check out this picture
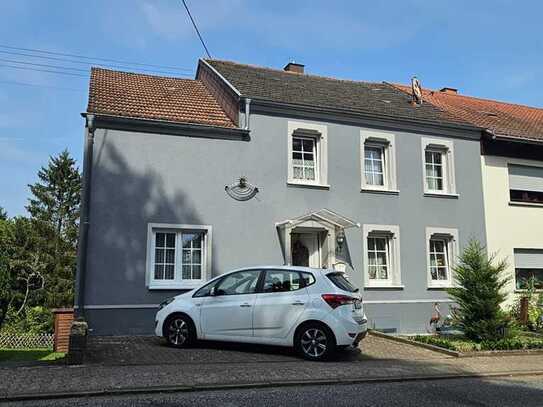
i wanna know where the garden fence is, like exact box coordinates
[0,333,54,349]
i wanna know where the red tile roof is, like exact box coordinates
[392,84,543,142]
[87,68,236,128]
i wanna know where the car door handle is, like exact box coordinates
[292,301,305,306]
[240,303,252,307]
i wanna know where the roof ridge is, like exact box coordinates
[389,82,543,112]
[90,66,197,82]
[205,59,385,87]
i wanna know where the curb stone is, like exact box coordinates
[2,370,543,402]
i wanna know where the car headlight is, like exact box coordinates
[158,297,175,310]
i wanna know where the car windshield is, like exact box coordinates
[326,272,358,293]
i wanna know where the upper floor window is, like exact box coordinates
[425,150,445,191]
[421,138,456,196]
[146,223,212,289]
[508,164,543,205]
[292,136,317,182]
[287,121,328,188]
[363,224,402,288]
[426,227,458,288]
[364,145,385,186]
[360,130,398,193]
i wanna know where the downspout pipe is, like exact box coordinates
[75,114,95,318]
[244,98,251,130]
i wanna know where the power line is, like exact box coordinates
[181,0,212,59]
[0,64,88,78]
[0,50,194,76]
[0,80,85,92]
[0,58,89,73]
[0,44,193,72]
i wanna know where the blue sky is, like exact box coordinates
[1,0,542,216]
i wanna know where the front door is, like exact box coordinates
[200,269,261,338]
[291,233,320,268]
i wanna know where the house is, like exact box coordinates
[392,84,543,302]
[76,60,488,335]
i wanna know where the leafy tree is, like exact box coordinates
[448,240,512,341]
[26,150,81,308]
[0,215,14,328]
[0,206,7,221]
[0,217,46,330]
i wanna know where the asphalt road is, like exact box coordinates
[5,376,543,407]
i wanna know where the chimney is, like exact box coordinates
[283,62,304,74]
[440,87,458,95]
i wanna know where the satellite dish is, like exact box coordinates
[411,76,423,105]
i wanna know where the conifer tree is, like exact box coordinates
[447,240,511,341]
[26,150,81,307]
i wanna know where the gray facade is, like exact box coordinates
[82,109,485,335]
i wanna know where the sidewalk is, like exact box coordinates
[1,334,543,401]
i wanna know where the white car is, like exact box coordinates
[154,266,368,360]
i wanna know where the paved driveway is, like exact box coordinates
[85,333,448,366]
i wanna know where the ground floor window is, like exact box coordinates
[147,223,212,289]
[425,227,458,288]
[515,269,543,290]
[362,224,401,288]
[514,249,543,290]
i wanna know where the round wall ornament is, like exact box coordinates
[225,176,259,201]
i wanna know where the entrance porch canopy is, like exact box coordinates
[276,208,360,230]
[275,209,360,268]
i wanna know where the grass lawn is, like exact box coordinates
[0,349,65,363]
[409,334,543,352]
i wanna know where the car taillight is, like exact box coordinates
[321,294,355,309]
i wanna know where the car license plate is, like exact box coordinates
[353,300,362,310]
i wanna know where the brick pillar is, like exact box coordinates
[53,308,74,353]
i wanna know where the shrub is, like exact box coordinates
[412,334,543,352]
[447,240,512,341]
[1,306,53,335]
[510,277,543,331]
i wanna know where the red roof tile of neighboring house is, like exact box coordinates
[392,84,543,142]
[87,67,236,128]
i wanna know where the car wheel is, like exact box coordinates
[164,314,195,348]
[295,323,336,361]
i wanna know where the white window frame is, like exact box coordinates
[287,121,329,188]
[425,227,459,288]
[146,223,212,290]
[362,224,402,288]
[361,130,398,193]
[421,137,457,196]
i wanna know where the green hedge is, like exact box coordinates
[412,335,543,352]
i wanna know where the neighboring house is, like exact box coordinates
[393,84,543,303]
[77,60,487,335]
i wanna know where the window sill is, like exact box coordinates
[365,284,405,290]
[361,188,400,195]
[424,192,459,199]
[509,201,543,208]
[287,181,330,190]
[427,285,454,290]
[148,283,202,290]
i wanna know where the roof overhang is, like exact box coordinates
[81,113,250,141]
